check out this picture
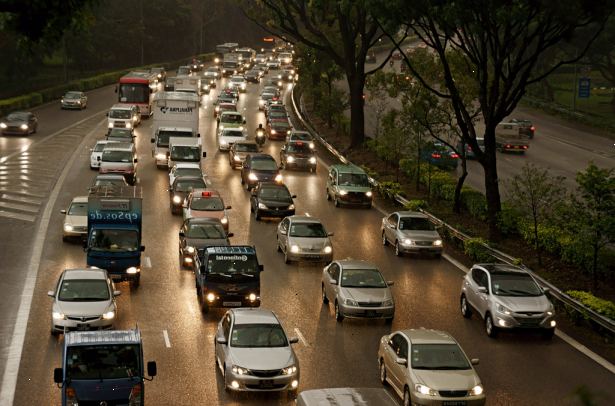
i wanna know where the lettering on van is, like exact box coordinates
[89,210,139,223]
[214,255,248,261]
[160,106,194,114]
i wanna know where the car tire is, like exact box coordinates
[395,241,402,257]
[241,176,244,185]
[385,315,394,324]
[403,387,411,406]
[284,250,290,264]
[51,329,59,336]
[131,273,140,288]
[460,295,472,318]
[62,236,68,243]
[335,301,344,322]
[334,197,340,207]
[485,313,498,338]
[276,238,282,252]
[542,328,555,340]
[379,359,388,385]
[255,210,261,221]
[382,232,388,246]
[322,285,329,304]
[326,188,331,201]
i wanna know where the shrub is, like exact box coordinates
[559,235,592,270]
[566,291,615,321]
[464,237,494,262]
[404,199,428,211]
[497,202,522,236]
[460,188,487,219]
[429,171,456,199]
[439,183,457,202]
[377,181,402,200]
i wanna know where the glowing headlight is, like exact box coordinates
[52,312,65,320]
[470,385,484,396]
[173,195,182,204]
[550,320,556,327]
[403,239,414,245]
[277,81,282,86]
[366,191,373,197]
[497,304,512,315]
[126,267,138,274]
[288,204,295,210]
[156,153,167,160]
[271,129,277,134]
[274,174,283,183]
[290,245,299,253]
[233,155,242,161]
[323,246,332,254]
[287,130,291,134]
[220,140,228,147]
[286,156,295,163]
[248,172,258,181]
[338,190,348,196]
[126,123,132,129]
[132,116,139,122]
[63,224,73,232]
[102,311,115,320]
[215,106,220,112]
[241,83,246,89]
[248,293,257,302]
[259,99,265,105]
[219,125,225,130]
[220,217,228,224]
[433,239,443,246]
[186,246,195,254]
[61,99,64,103]
[214,57,220,63]
[309,157,317,164]
[415,384,437,396]
[282,365,297,375]
[231,365,249,375]
[20,124,28,130]
[206,292,216,302]
[258,203,267,209]
[344,298,358,306]
[238,126,244,131]
[0,123,6,129]
[382,299,394,307]
[108,122,113,128]
[157,73,162,78]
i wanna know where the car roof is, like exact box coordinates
[331,164,366,174]
[110,104,134,110]
[220,111,242,117]
[184,217,224,226]
[399,329,457,345]
[259,182,287,190]
[474,263,528,276]
[63,268,107,280]
[71,196,88,204]
[297,388,399,405]
[96,174,125,180]
[173,163,201,169]
[232,308,280,325]
[190,188,222,198]
[288,215,321,224]
[250,153,275,160]
[234,140,258,146]
[336,259,378,270]
[173,175,206,184]
[395,211,428,219]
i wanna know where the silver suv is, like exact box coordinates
[460,264,556,339]
[381,211,443,257]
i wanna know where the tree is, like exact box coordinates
[365,70,390,139]
[372,108,414,181]
[239,0,394,148]
[506,164,566,266]
[376,0,613,239]
[585,16,615,104]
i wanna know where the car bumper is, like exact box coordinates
[337,195,372,207]
[63,228,88,238]
[398,244,443,254]
[411,393,486,406]
[61,103,83,109]
[52,317,114,333]
[257,208,295,218]
[284,160,316,170]
[493,313,556,330]
[225,370,299,392]
[339,304,395,319]
[2,128,30,135]
[268,132,288,140]
[287,251,332,263]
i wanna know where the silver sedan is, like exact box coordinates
[321,260,395,322]
[381,211,443,257]
[276,215,333,264]
[214,308,300,394]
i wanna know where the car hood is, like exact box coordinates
[260,198,292,207]
[57,300,111,317]
[4,117,27,124]
[495,295,552,313]
[65,214,87,228]
[288,236,329,249]
[399,230,440,240]
[230,347,295,371]
[185,237,229,249]
[413,368,480,391]
[341,287,391,302]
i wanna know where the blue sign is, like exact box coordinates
[578,77,591,98]
[89,210,139,223]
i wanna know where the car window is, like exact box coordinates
[68,202,88,216]
[410,344,471,370]
[289,222,327,238]
[490,273,542,297]
[471,269,485,287]
[230,324,288,348]
[235,144,259,152]
[222,314,231,340]
[280,218,289,231]
[387,214,397,227]
[58,279,110,301]
[175,179,206,192]
[190,196,224,211]
[390,333,404,353]
[187,223,226,239]
[251,159,277,171]
[399,217,435,231]
[260,187,290,200]
[327,263,340,280]
[340,269,386,288]
[398,338,408,359]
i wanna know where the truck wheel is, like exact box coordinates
[201,301,209,314]
[132,274,140,288]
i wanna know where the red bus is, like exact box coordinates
[118,71,159,117]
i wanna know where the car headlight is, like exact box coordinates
[282,365,297,375]
[20,124,28,130]
[0,123,6,129]
[233,155,242,162]
[220,140,228,146]
[52,311,65,320]
[64,224,73,232]
[220,217,228,224]
[108,122,113,128]
[366,191,373,197]
[126,267,138,274]
[286,156,295,163]
[238,126,244,131]
[61,99,65,103]
[274,174,283,183]
[433,239,443,246]
[470,384,484,396]
[241,83,246,89]
[271,129,277,134]
[126,123,132,129]
[382,299,394,307]
[172,195,182,204]
[287,130,291,134]
[157,73,162,78]
[186,246,195,254]
[102,310,115,320]
[497,304,512,315]
[248,172,258,181]
[231,365,249,375]
[258,202,267,209]
[288,204,295,210]
[259,99,265,105]
[344,298,358,306]
[403,239,414,245]
[132,116,138,122]
[248,293,257,302]
[415,384,437,396]
[206,292,216,302]
[215,106,220,112]
[309,157,317,164]
[156,153,167,160]
[338,190,348,196]
[323,246,332,254]
[219,125,225,130]
[290,245,299,253]
[214,57,220,63]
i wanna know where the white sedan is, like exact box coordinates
[60,196,88,241]
[218,128,248,151]
[168,162,204,187]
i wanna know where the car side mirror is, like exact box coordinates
[288,337,299,344]
[150,138,155,143]
[327,232,334,237]
[179,231,185,237]
[97,156,101,161]
[395,357,407,366]
[259,264,264,272]
[147,361,157,377]
[216,337,227,345]
[140,245,145,252]
[291,194,297,199]
[471,358,480,366]
[226,205,232,209]
[477,286,488,294]
[329,278,337,285]
[82,240,88,250]
[60,209,66,214]
[113,290,121,297]
[134,158,138,163]
[53,368,63,384]
[202,152,207,157]
[387,281,395,286]
[542,287,550,294]
[47,290,55,297]
[227,232,234,238]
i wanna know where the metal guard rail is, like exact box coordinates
[290,86,615,336]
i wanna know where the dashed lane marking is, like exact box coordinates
[144,256,152,268]
[163,330,171,348]
[294,328,309,347]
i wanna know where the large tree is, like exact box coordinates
[376,0,612,239]
[239,0,392,148]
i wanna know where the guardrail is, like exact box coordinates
[290,85,615,337]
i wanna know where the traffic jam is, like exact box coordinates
[25,41,576,406]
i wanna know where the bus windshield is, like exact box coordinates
[66,344,141,380]
[119,83,149,104]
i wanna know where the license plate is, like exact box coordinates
[443,402,467,406]
[259,379,274,388]
[223,301,242,307]
[365,310,376,317]
[77,324,89,331]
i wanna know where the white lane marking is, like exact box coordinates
[144,256,152,268]
[442,254,469,274]
[163,330,171,348]
[0,118,106,405]
[294,328,309,347]
[304,212,310,217]
[555,329,615,374]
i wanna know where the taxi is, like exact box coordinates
[182,189,232,232]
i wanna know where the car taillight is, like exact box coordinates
[431,153,441,159]
[66,386,78,406]
[129,383,142,405]
[450,153,459,159]
[530,126,535,132]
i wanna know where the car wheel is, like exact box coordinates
[334,197,340,207]
[460,295,472,318]
[403,387,411,406]
[62,236,68,243]
[379,359,388,385]
[385,315,394,324]
[382,232,388,246]
[255,210,261,221]
[241,176,244,185]
[284,249,290,264]
[326,188,331,201]
[179,254,183,269]
[335,301,344,322]
[485,313,498,338]
[542,328,555,340]
[322,285,329,304]
[131,273,140,288]
[277,237,282,252]
[51,329,59,336]
[395,241,402,257]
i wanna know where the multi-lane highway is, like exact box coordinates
[1,65,614,405]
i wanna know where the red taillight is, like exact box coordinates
[530,126,535,132]
[129,384,142,405]
[523,145,528,149]
[505,144,512,148]
[450,153,459,159]
[431,153,441,159]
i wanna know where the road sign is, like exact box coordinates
[578,77,591,98]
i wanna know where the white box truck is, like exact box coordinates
[150,91,200,168]
[167,136,206,168]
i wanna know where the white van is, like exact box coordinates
[167,137,206,168]
[99,143,138,185]
[107,104,141,132]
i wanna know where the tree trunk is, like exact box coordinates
[454,161,468,213]
[482,152,502,241]
[347,73,366,148]
[592,241,599,292]
[533,218,542,266]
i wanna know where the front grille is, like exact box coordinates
[250,369,282,377]
[415,241,434,246]
[72,226,87,232]
[515,317,542,327]
[357,302,382,307]
[245,383,286,390]
[77,401,127,406]
[439,390,468,397]
[302,247,321,253]
[113,121,126,128]
[67,316,100,322]
[516,311,543,316]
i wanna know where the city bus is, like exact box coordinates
[117,71,159,117]
[214,42,239,64]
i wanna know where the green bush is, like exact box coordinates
[566,291,615,321]
[439,183,457,202]
[497,202,521,236]
[559,235,592,270]
[377,181,402,200]
[404,199,428,211]
[429,171,456,199]
[518,222,563,255]
[464,238,494,262]
[460,188,487,219]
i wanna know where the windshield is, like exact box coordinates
[94,179,125,188]
[108,109,132,119]
[260,187,290,200]
[94,143,109,152]
[65,92,81,99]
[186,223,226,239]
[171,146,200,161]
[291,132,311,141]
[157,131,193,147]
[58,279,109,301]
[102,150,133,163]
[235,143,259,152]
[89,229,139,252]
[491,273,543,297]
[289,223,326,238]
[206,255,260,279]
[287,144,311,153]
[66,344,140,380]
[269,111,287,119]
[261,93,274,101]
[340,269,386,288]
[231,77,244,83]
[399,217,435,231]
[221,130,245,138]
[175,179,206,192]
[177,67,190,75]
[7,113,28,120]
[221,114,243,124]
[223,62,237,68]
[231,324,288,348]
[206,67,218,73]
[108,129,132,139]
[338,172,369,187]
[252,159,277,171]
[410,344,471,370]
[175,168,202,178]
[119,83,149,103]
[68,202,88,216]
[190,196,224,211]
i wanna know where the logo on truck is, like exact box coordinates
[160,106,194,114]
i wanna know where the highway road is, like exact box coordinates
[0,65,614,405]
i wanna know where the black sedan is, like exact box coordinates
[280,141,317,172]
[0,111,38,135]
[168,176,207,214]
[420,141,459,170]
[250,182,296,221]
[240,153,282,190]
[178,218,232,269]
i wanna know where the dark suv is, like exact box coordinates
[240,153,282,190]
[250,182,296,220]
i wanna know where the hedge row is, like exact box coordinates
[567,290,615,321]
